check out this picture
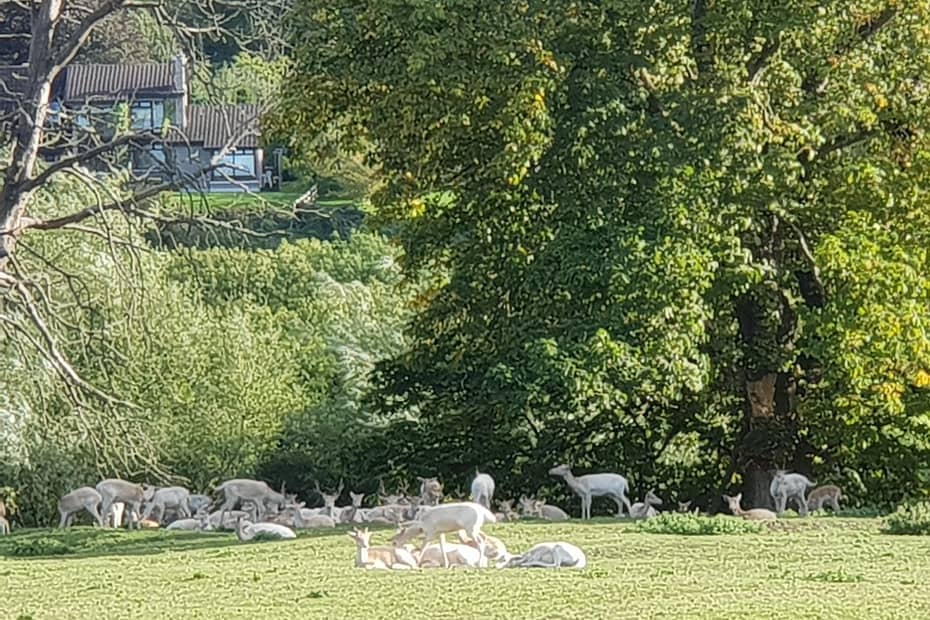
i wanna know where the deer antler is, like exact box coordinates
[337,478,345,495]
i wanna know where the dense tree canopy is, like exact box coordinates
[276,1,930,506]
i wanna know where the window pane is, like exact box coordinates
[152,102,164,130]
[216,149,255,178]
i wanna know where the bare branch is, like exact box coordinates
[24,131,159,192]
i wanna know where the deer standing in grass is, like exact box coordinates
[807,485,843,512]
[549,464,632,519]
[57,487,104,528]
[391,501,496,568]
[470,471,495,510]
[214,479,286,526]
[770,471,817,516]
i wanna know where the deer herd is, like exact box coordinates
[0,465,844,570]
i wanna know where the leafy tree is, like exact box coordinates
[277,1,930,507]
[192,52,289,104]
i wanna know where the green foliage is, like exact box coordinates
[192,52,289,105]
[882,502,930,535]
[278,0,930,505]
[632,512,763,536]
[1,169,408,513]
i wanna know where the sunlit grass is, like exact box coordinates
[2,517,930,619]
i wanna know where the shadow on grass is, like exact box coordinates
[0,522,422,560]
[0,528,239,560]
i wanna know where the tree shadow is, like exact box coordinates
[0,527,268,560]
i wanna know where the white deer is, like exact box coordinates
[549,464,632,519]
[500,542,587,569]
[470,471,495,510]
[770,471,817,515]
[391,501,496,568]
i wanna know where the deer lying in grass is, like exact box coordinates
[470,471,495,510]
[58,487,103,528]
[0,497,9,535]
[97,479,145,529]
[418,476,443,507]
[342,491,367,523]
[166,511,212,531]
[215,479,286,525]
[315,480,345,521]
[630,490,662,519]
[209,509,254,530]
[141,486,191,524]
[347,527,417,570]
[364,504,407,525]
[286,503,337,529]
[415,541,485,568]
[723,493,777,521]
[549,464,632,519]
[770,471,816,516]
[807,485,843,512]
[518,496,570,521]
[391,501,496,568]
[500,542,587,569]
[457,530,510,562]
[377,479,409,506]
[495,499,519,522]
[235,516,296,541]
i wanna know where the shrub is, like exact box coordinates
[882,502,930,535]
[631,512,764,535]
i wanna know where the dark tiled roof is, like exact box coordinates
[170,104,261,149]
[0,65,29,109]
[63,62,181,101]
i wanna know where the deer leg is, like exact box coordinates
[439,533,449,568]
[88,504,103,527]
[100,498,113,528]
[830,496,841,512]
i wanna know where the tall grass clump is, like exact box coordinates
[882,502,930,535]
[632,512,764,535]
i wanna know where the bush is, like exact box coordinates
[882,502,930,535]
[631,512,764,535]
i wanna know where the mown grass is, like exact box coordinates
[2,517,930,619]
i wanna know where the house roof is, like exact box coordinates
[168,104,262,149]
[0,65,29,109]
[63,62,182,101]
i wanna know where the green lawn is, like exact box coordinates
[2,517,930,619]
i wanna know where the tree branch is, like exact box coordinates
[23,131,158,193]
[747,38,780,83]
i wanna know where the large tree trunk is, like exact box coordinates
[734,287,807,509]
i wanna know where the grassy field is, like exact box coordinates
[2,517,930,620]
